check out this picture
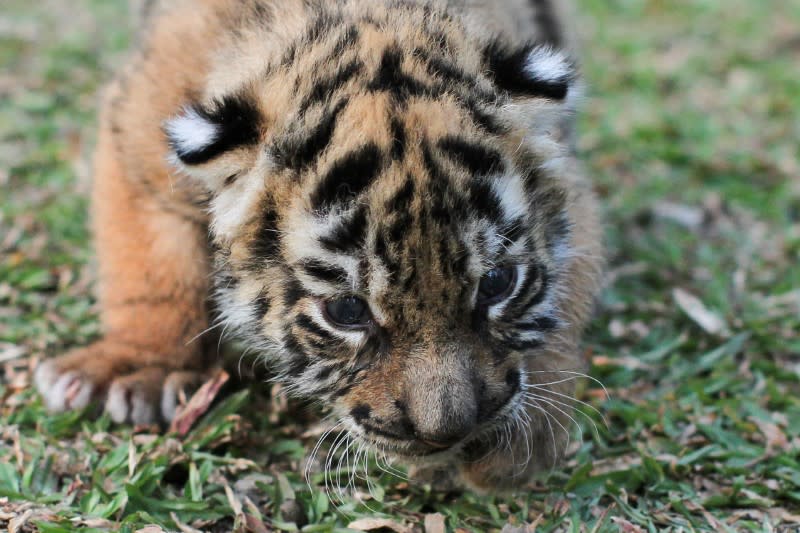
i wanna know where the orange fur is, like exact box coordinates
[37,0,603,491]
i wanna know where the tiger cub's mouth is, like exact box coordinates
[350,390,523,462]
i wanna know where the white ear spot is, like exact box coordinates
[164,107,219,156]
[523,46,572,83]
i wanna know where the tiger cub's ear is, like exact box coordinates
[164,93,263,190]
[483,40,579,103]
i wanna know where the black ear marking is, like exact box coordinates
[483,39,575,100]
[165,93,262,165]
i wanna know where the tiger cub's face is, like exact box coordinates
[166,7,583,478]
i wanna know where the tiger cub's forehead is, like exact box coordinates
[173,2,577,293]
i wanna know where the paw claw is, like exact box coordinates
[35,362,95,412]
[106,381,157,425]
[161,371,207,422]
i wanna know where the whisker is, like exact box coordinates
[523,398,560,471]
[184,321,225,347]
[377,447,407,480]
[324,429,350,507]
[305,419,344,492]
[335,434,354,502]
[523,394,584,444]
[525,383,609,429]
[525,389,602,440]
[525,369,610,401]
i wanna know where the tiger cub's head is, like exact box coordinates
[166,3,598,488]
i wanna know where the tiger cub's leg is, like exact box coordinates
[35,118,215,424]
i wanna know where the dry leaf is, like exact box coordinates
[243,514,272,533]
[170,512,204,533]
[652,201,704,229]
[673,288,730,336]
[348,517,411,533]
[169,368,229,436]
[135,527,167,533]
[610,517,645,533]
[769,509,800,524]
[593,354,653,371]
[424,513,445,533]
[750,417,789,453]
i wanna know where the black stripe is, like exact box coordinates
[503,266,549,321]
[169,93,262,165]
[310,143,384,210]
[374,232,393,273]
[300,259,349,284]
[469,180,503,223]
[385,176,415,213]
[280,13,341,66]
[422,142,448,184]
[451,249,469,278]
[421,50,474,87]
[314,365,335,381]
[319,205,368,253]
[253,292,271,320]
[499,218,527,244]
[390,117,407,160]
[437,236,452,274]
[401,267,417,292]
[306,338,331,352]
[330,25,359,59]
[415,47,497,102]
[420,145,471,224]
[275,99,348,170]
[251,204,280,261]
[515,315,558,331]
[295,313,335,342]
[484,41,570,100]
[368,45,432,99]
[546,211,572,252]
[357,256,370,290]
[387,212,412,244]
[283,276,308,308]
[465,100,507,134]
[438,136,504,176]
[283,329,310,377]
[515,264,542,303]
[427,181,460,225]
[300,59,362,112]
[286,354,310,378]
[506,338,544,352]
[527,268,550,308]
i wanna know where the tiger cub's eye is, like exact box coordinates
[477,266,517,305]
[324,296,372,328]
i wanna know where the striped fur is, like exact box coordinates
[38,0,603,492]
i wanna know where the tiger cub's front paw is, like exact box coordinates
[35,340,209,425]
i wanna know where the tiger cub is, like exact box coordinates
[35,0,603,490]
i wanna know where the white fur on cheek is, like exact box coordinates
[491,173,528,223]
[210,174,265,243]
[165,107,218,154]
[523,46,571,83]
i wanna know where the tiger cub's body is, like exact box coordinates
[36,0,603,490]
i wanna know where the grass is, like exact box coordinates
[1,0,799,531]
